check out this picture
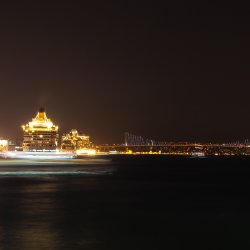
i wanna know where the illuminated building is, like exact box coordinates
[7,139,23,151]
[61,129,91,152]
[0,139,8,151]
[22,108,59,151]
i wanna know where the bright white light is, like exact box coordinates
[76,149,96,156]
[3,151,76,159]
[0,140,8,147]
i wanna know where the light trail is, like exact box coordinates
[0,158,111,166]
[0,170,113,176]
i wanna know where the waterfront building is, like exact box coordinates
[61,129,91,152]
[8,139,23,151]
[22,108,59,151]
[0,139,8,151]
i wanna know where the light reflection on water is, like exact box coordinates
[0,159,115,249]
[1,156,250,249]
[0,158,114,177]
[0,158,111,166]
[0,170,113,176]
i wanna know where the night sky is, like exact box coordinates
[0,2,249,143]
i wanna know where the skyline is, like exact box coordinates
[0,2,249,143]
[2,107,248,158]
[0,107,249,146]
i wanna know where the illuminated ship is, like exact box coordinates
[10,108,75,159]
[0,108,76,160]
[22,108,59,152]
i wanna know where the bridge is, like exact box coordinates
[96,133,250,155]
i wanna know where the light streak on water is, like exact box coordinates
[0,158,114,177]
[0,158,111,166]
[0,170,112,176]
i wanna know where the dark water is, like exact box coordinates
[0,156,250,249]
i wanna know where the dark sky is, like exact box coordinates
[0,1,249,143]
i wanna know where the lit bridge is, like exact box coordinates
[96,133,250,155]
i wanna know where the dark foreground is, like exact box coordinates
[0,155,250,249]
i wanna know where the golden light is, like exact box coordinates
[0,140,8,147]
[22,109,59,152]
[76,149,96,155]
[22,110,58,132]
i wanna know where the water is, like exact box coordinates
[0,156,250,249]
